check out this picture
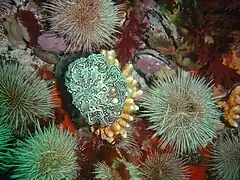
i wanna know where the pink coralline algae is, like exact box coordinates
[136,55,163,74]
[135,49,169,77]
[37,33,78,53]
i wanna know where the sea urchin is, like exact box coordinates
[0,64,54,134]
[140,69,222,155]
[140,152,188,180]
[210,133,240,180]
[43,0,122,52]
[11,123,79,180]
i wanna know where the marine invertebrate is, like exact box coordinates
[141,69,222,155]
[0,120,13,169]
[11,123,79,179]
[0,64,54,134]
[65,50,142,143]
[91,50,143,143]
[140,152,189,180]
[210,133,240,180]
[93,161,121,180]
[43,0,122,52]
[222,86,240,127]
[65,53,128,127]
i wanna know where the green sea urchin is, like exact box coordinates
[140,69,221,155]
[0,120,13,169]
[65,53,128,127]
[11,123,79,180]
[140,153,188,180]
[93,162,121,180]
[210,133,240,180]
[0,64,54,134]
[43,0,122,52]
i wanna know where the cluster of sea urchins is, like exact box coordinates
[0,0,126,178]
[0,0,236,179]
